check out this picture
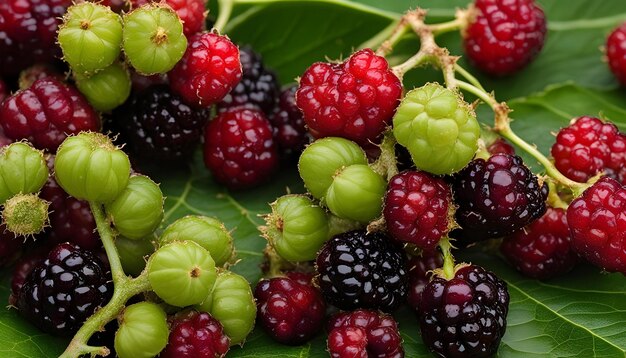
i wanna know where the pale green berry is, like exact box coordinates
[115,302,169,358]
[0,142,48,204]
[325,164,386,223]
[116,235,154,276]
[2,193,49,236]
[75,62,131,112]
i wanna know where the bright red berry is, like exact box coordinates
[384,171,453,251]
[606,23,626,85]
[406,251,443,311]
[327,309,404,358]
[131,0,206,37]
[203,107,278,189]
[501,207,577,280]
[0,78,100,151]
[567,177,626,274]
[161,311,230,358]
[254,275,326,345]
[0,0,71,77]
[169,32,242,108]
[463,0,547,76]
[551,116,626,184]
[487,137,515,156]
[296,48,402,146]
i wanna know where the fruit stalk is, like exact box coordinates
[438,237,455,280]
[90,201,126,285]
[214,0,235,32]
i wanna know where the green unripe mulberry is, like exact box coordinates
[325,164,386,223]
[197,271,256,345]
[393,83,480,175]
[105,175,164,240]
[54,132,131,203]
[160,216,234,267]
[0,142,48,204]
[147,241,217,307]
[58,2,123,74]
[261,194,329,262]
[116,235,154,276]
[115,302,169,358]
[75,62,131,112]
[298,137,367,199]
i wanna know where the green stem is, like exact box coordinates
[358,20,408,55]
[391,50,433,81]
[438,237,455,280]
[370,130,399,181]
[546,180,569,210]
[89,201,126,285]
[60,273,151,358]
[454,63,485,91]
[214,0,235,33]
[429,16,464,35]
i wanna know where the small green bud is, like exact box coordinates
[75,62,131,112]
[2,193,49,236]
[325,164,386,223]
[115,302,169,358]
[0,142,48,204]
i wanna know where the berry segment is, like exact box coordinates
[296,48,402,146]
[606,22,626,85]
[161,311,230,358]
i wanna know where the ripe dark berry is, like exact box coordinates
[463,0,547,76]
[551,116,626,184]
[40,156,99,250]
[0,78,8,103]
[217,46,280,115]
[407,251,443,311]
[419,264,509,357]
[132,0,206,37]
[112,85,210,164]
[17,243,113,336]
[501,207,577,280]
[296,48,402,146]
[161,311,230,358]
[203,107,279,190]
[384,171,453,251]
[254,275,326,345]
[9,245,48,306]
[327,309,404,358]
[169,32,242,108]
[0,78,100,151]
[0,0,71,77]
[451,153,548,244]
[0,224,25,267]
[269,86,309,156]
[315,230,408,312]
[567,177,626,274]
[606,23,626,85]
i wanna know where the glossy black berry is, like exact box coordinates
[315,230,408,312]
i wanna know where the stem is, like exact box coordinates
[546,180,569,210]
[454,63,485,91]
[429,16,464,35]
[358,19,408,56]
[370,130,399,181]
[438,237,455,280]
[89,202,126,286]
[391,50,432,80]
[60,274,151,358]
[214,0,234,33]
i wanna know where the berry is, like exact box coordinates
[17,243,112,336]
[551,116,626,184]
[0,142,48,204]
[112,85,210,164]
[0,223,25,267]
[296,48,402,146]
[115,302,169,358]
[567,177,626,274]
[463,0,547,76]
[254,275,326,345]
[384,171,453,250]
[3,193,50,236]
[18,63,64,90]
[315,230,408,312]
[148,241,217,307]
[407,251,444,311]
[55,132,130,203]
[75,62,132,112]
[123,4,187,75]
[487,137,515,156]
[40,155,99,250]
[217,46,280,115]
[0,0,71,77]
[451,153,548,243]
[58,2,123,74]
[197,271,256,345]
[419,264,509,357]
[0,78,8,103]
[116,235,154,276]
[327,309,403,358]
[203,107,278,190]
[606,23,626,85]
[0,78,101,151]
[269,86,309,156]
[162,311,229,358]
[160,215,234,267]
[298,137,367,199]
[9,245,47,306]
[325,164,386,223]
[105,175,164,239]
[132,0,206,37]
[393,83,480,175]
[501,207,577,279]
[262,194,329,262]
[0,127,11,148]
[130,70,169,93]
[169,32,242,107]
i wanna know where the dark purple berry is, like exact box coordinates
[269,86,309,156]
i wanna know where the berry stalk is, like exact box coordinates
[214,0,235,32]
[438,237,455,280]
